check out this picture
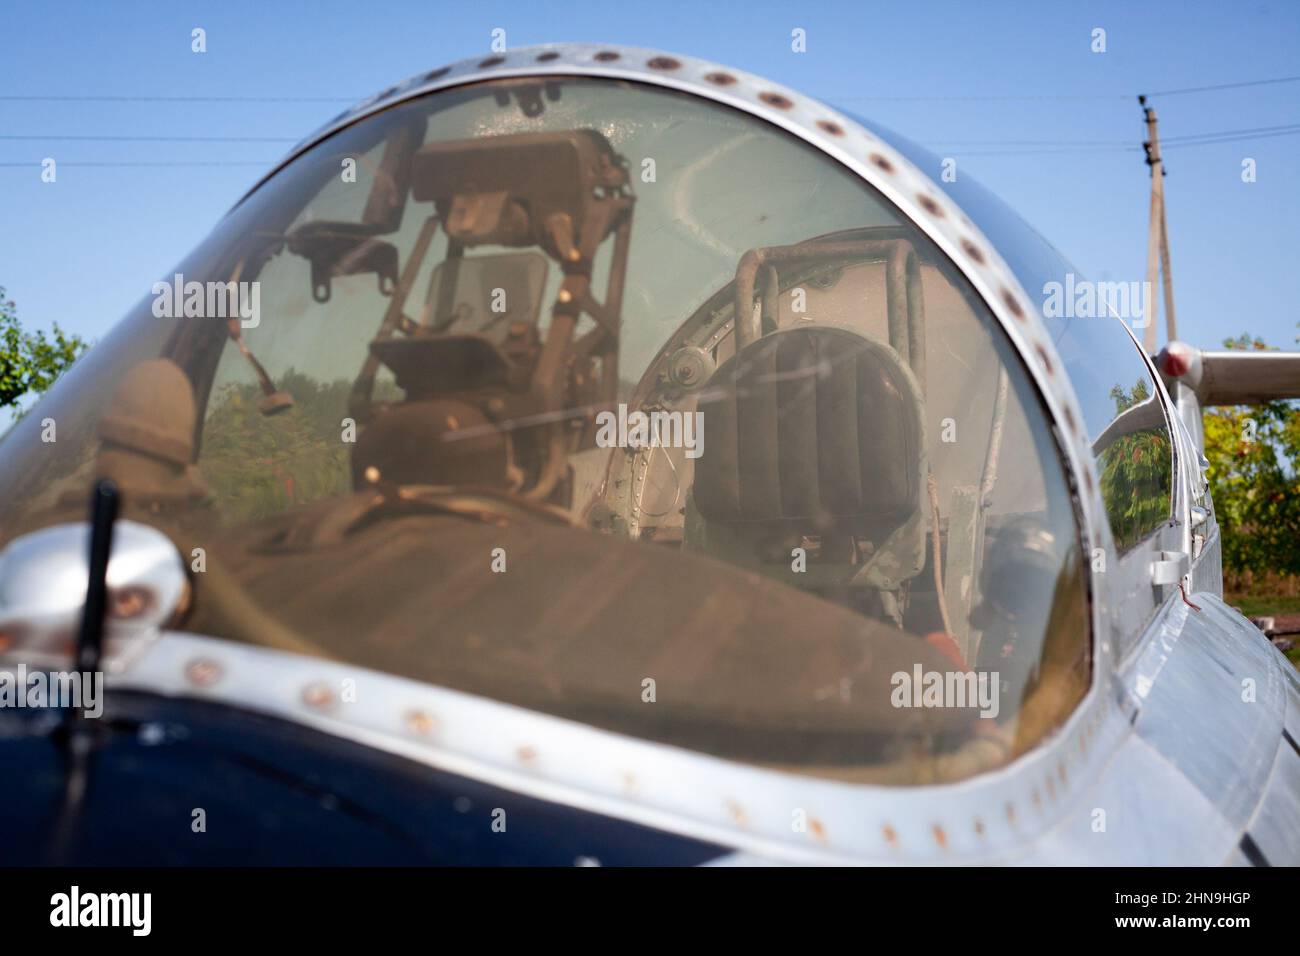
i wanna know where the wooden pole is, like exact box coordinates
[1140,96,1177,351]
[1158,184,1178,342]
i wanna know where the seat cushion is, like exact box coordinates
[694,327,923,525]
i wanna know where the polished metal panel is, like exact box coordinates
[1124,596,1283,836]
[0,519,188,670]
[105,585,1299,865]
[1244,740,1300,865]
[113,629,1122,865]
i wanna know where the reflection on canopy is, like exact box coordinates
[0,76,1092,784]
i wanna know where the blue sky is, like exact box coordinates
[2,0,1297,364]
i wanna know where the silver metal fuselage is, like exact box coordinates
[11,43,1300,865]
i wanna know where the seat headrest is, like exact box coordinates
[694,327,924,525]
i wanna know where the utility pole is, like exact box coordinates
[1140,95,1177,353]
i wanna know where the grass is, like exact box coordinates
[1224,594,1300,669]
[1225,594,1300,618]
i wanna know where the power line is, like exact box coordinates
[0,161,276,168]
[1144,75,1300,97]
[926,138,1134,147]
[936,146,1139,157]
[1162,123,1300,144]
[835,74,1300,103]
[3,118,1296,167]
[925,134,1300,158]
[0,94,354,103]
[924,124,1300,156]
[0,134,296,143]
[1163,128,1300,150]
[3,73,1297,106]
[839,92,1127,102]
[5,128,1293,166]
[930,124,1300,148]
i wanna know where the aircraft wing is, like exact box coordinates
[1158,341,1300,406]
[1199,349,1300,405]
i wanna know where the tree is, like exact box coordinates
[1202,334,1300,576]
[1098,378,1172,552]
[0,286,88,409]
[199,370,353,521]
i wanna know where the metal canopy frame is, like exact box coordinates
[194,43,1170,861]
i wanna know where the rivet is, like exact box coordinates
[594,51,620,62]
[882,824,898,846]
[759,91,793,109]
[536,51,560,62]
[647,56,680,70]
[932,825,948,849]
[111,585,151,619]
[960,238,985,264]
[403,709,436,735]
[808,818,827,843]
[302,681,335,711]
[422,67,450,82]
[478,56,505,68]
[1001,288,1025,319]
[974,818,986,837]
[869,153,895,174]
[705,72,737,86]
[817,119,844,136]
[185,657,223,687]
[1035,343,1054,375]
[516,745,538,764]
[917,194,944,217]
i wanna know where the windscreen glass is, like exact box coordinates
[0,77,1090,784]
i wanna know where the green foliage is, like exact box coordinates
[199,369,353,521]
[1203,334,1300,575]
[1098,378,1173,552]
[0,286,88,409]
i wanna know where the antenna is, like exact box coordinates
[47,478,120,863]
[1139,95,1178,354]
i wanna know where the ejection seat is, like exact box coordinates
[676,234,934,625]
[686,324,928,625]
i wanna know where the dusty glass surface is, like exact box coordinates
[0,77,1091,783]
